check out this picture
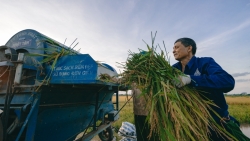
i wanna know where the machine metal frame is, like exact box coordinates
[0,29,121,141]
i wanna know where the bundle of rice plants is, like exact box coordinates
[27,38,78,91]
[119,33,237,141]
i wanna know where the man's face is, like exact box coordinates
[173,41,191,61]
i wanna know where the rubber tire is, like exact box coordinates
[0,119,3,141]
[98,126,113,141]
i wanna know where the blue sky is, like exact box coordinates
[0,0,249,94]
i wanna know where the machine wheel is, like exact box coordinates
[0,119,3,141]
[98,126,113,141]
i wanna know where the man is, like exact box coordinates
[133,85,160,141]
[132,87,150,141]
[172,37,243,140]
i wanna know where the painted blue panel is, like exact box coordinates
[0,94,32,105]
[49,54,98,84]
[34,102,114,141]
[33,86,115,141]
[5,29,76,54]
[5,29,44,63]
[5,30,42,52]
[5,29,79,64]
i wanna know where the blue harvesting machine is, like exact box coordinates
[0,29,122,141]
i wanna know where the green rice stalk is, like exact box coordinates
[120,33,238,141]
[27,39,78,91]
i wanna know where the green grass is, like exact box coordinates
[112,101,134,129]
[228,105,250,124]
[226,96,250,124]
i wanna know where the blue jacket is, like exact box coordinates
[172,56,235,119]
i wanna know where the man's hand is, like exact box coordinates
[174,75,191,88]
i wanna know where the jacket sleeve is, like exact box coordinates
[189,58,235,93]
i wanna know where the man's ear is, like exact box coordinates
[188,45,192,53]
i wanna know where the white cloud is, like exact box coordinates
[232,72,250,77]
[198,20,250,53]
[1,0,250,94]
[236,79,250,82]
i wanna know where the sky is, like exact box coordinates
[0,0,249,94]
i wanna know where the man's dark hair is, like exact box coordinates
[175,38,197,55]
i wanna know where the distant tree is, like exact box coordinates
[241,92,247,95]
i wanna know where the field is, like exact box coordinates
[90,95,250,140]
[226,96,250,124]
[112,95,250,130]
[226,96,250,105]
[111,95,134,129]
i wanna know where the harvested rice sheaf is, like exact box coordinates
[119,35,238,141]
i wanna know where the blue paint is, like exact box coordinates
[0,29,120,140]
[49,54,98,84]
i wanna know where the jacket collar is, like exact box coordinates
[176,56,196,70]
[187,56,196,69]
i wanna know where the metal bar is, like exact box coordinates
[114,94,134,118]
[13,85,35,88]
[116,91,119,111]
[15,95,39,141]
[80,91,107,138]
[3,66,15,141]
[25,93,40,141]
[14,53,24,85]
[80,123,111,141]
[38,100,110,107]
[93,92,99,131]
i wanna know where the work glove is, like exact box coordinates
[174,75,191,88]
